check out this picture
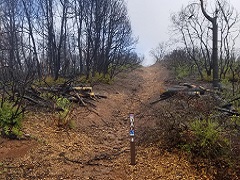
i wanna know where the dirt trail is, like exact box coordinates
[0,63,204,179]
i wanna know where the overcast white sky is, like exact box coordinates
[126,0,240,66]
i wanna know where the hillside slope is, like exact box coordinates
[1,63,236,179]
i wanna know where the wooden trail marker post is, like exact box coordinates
[129,113,136,165]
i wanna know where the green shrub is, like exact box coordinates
[92,72,111,84]
[0,101,23,138]
[188,118,228,158]
[201,72,212,82]
[230,115,240,128]
[175,66,190,79]
[55,96,71,127]
[78,73,112,84]
[35,76,66,86]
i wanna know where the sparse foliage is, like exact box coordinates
[0,101,23,139]
[0,0,140,82]
[189,118,228,158]
[171,0,240,83]
[164,48,195,78]
[55,96,72,127]
[150,42,168,62]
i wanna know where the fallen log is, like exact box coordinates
[73,92,87,106]
[23,95,59,111]
[218,96,240,112]
[215,107,240,116]
[23,95,40,104]
[70,87,92,91]
[150,84,204,104]
[227,96,240,104]
[95,94,107,99]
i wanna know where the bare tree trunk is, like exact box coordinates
[75,0,84,75]
[22,0,42,78]
[200,0,219,88]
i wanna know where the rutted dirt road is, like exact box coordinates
[0,63,207,179]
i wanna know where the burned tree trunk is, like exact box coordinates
[199,0,219,88]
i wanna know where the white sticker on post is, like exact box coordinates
[130,114,134,127]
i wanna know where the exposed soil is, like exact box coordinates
[0,63,239,179]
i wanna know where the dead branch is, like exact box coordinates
[215,107,240,116]
[59,148,128,166]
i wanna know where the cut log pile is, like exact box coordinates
[151,83,240,117]
[22,83,107,110]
